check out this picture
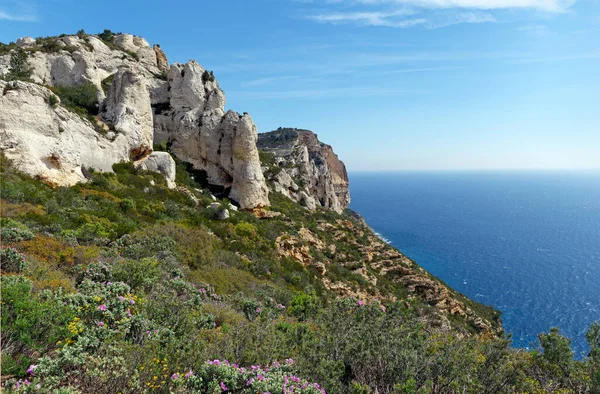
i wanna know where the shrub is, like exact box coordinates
[48,94,59,107]
[112,258,161,291]
[1,276,74,376]
[0,247,28,273]
[182,359,326,394]
[119,197,136,212]
[100,73,115,94]
[97,29,116,42]
[1,226,35,244]
[5,48,32,82]
[201,70,215,83]
[51,82,99,116]
[289,291,321,321]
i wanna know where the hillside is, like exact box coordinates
[1,31,599,393]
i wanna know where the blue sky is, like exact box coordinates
[1,0,599,171]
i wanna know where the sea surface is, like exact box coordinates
[349,171,600,356]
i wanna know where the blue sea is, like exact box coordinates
[349,171,600,356]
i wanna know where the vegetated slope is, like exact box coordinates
[2,155,599,393]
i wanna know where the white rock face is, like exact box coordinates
[0,81,138,185]
[16,36,36,48]
[101,67,153,160]
[258,128,350,213]
[135,151,176,188]
[1,33,270,209]
[153,61,269,209]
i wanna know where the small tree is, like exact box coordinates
[6,48,32,82]
[587,322,600,392]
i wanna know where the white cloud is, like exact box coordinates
[0,9,37,21]
[302,0,574,29]
[352,0,575,12]
[306,9,496,28]
[0,1,38,22]
[517,24,550,36]
[241,76,302,87]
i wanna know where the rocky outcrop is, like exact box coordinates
[258,128,349,213]
[0,80,145,185]
[0,33,269,209]
[152,61,269,209]
[134,151,176,189]
[101,67,153,160]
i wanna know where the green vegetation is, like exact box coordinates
[3,48,33,82]
[202,70,216,83]
[51,82,99,115]
[1,154,599,393]
[101,73,116,95]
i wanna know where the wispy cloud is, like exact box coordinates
[0,9,37,21]
[337,0,575,12]
[306,9,495,28]
[0,1,38,22]
[230,86,429,100]
[517,24,550,36]
[301,0,575,29]
[241,75,302,87]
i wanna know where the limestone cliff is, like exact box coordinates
[0,33,268,209]
[258,127,350,213]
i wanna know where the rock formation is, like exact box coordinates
[0,80,141,185]
[0,32,269,209]
[152,61,269,209]
[258,128,349,213]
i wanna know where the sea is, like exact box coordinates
[349,171,600,356]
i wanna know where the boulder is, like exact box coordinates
[134,151,176,188]
[16,36,36,48]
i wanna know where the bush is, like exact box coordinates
[1,226,35,243]
[48,94,59,107]
[1,276,74,376]
[100,73,115,94]
[0,247,28,273]
[202,70,215,83]
[289,291,321,321]
[97,29,116,42]
[5,48,32,82]
[112,258,161,291]
[51,82,99,116]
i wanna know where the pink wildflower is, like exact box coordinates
[26,364,37,375]
[220,381,228,391]
[357,300,366,307]
[185,370,194,378]
[255,307,261,313]
[130,299,135,305]
[97,321,105,327]
[171,373,179,380]
[98,304,107,311]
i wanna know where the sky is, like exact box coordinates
[1,0,599,171]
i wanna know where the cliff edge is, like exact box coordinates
[258,127,350,213]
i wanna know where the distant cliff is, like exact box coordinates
[258,128,350,213]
